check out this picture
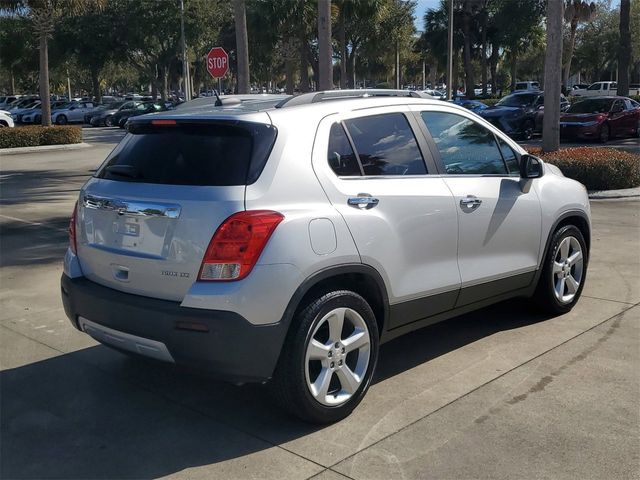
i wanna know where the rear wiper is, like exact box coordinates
[105,165,143,180]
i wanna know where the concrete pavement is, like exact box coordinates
[1,137,638,479]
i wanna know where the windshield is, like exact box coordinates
[496,93,537,107]
[567,99,614,114]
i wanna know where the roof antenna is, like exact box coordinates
[213,89,223,107]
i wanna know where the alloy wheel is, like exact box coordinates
[552,236,584,304]
[304,307,371,407]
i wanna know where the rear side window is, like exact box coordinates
[96,122,277,186]
[344,113,427,176]
[327,123,361,176]
[421,111,508,175]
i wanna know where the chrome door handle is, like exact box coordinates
[460,195,482,211]
[348,194,379,210]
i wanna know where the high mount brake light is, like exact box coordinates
[198,210,284,281]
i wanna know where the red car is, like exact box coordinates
[560,96,640,142]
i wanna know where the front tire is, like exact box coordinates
[521,120,535,141]
[272,290,379,424]
[534,225,588,315]
[599,124,610,143]
[105,115,114,127]
[56,115,68,125]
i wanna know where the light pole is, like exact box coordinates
[446,0,454,100]
[180,0,191,101]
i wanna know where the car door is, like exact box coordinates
[312,106,461,329]
[411,105,542,307]
[607,99,628,136]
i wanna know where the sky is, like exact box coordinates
[413,0,622,32]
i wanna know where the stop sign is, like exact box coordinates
[207,47,229,79]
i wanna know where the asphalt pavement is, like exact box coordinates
[1,130,638,479]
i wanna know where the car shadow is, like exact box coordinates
[1,298,548,478]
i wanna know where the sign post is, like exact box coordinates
[207,47,229,94]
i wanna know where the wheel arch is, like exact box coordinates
[540,210,591,269]
[281,264,390,339]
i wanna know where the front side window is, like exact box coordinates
[344,113,427,176]
[497,137,520,175]
[327,123,361,176]
[421,111,508,175]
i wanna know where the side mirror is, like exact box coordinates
[520,154,543,179]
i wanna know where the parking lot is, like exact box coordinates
[1,132,639,479]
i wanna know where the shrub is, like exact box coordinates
[0,125,82,149]
[527,147,640,191]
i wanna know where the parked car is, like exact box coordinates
[571,84,589,92]
[569,81,640,97]
[450,98,489,113]
[89,101,138,126]
[20,100,69,124]
[10,99,41,123]
[6,96,38,112]
[560,96,640,142]
[0,109,15,127]
[113,102,168,128]
[51,101,95,124]
[61,90,591,423]
[421,89,446,100]
[514,81,540,91]
[0,95,22,109]
[478,91,569,140]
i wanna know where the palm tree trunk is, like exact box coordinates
[285,59,294,94]
[481,20,487,96]
[39,33,51,126]
[395,40,400,89]
[542,0,563,153]
[462,1,475,98]
[317,0,332,91]
[233,0,250,94]
[10,67,15,95]
[339,10,347,89]
[490,45,499,95]
[91,66,101,104]
[562,21,578,89]
[299,31,310,93]
[617,0,631,96]
[510,52,517,91]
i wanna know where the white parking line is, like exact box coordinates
[0,214,69,233]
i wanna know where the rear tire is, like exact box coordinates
[56,115,67,125]
[105,115,114,127]
[598,124,610,143]
[534,225,588,315]
[271,290,379,424]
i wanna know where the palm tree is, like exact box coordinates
[563,0,596,89]
[617,0,631,97]
[233,0,250,94]
[2,0,103,126]
[543,0,563,152]
[317,0,332,91]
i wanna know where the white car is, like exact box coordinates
[0,109,15,127]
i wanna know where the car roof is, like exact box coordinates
[131,94,460,127]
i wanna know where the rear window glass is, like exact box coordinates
[96,122,277,186]
[344,113,427,176]
[327,123,361,176]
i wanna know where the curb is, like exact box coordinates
[0,142,92,156]
[588,188,640,200]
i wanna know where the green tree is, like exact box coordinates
[562,0,596,88]
[2,0,104,125]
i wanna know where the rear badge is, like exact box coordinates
[161,271,190,278]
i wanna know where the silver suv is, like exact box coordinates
[61,90,590,423]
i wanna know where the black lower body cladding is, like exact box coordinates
[60,274,288,383]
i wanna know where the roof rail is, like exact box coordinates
[274,89,432,108]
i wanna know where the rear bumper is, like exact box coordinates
[60,274,288,383]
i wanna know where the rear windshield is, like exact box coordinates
[96,122,277,186]
[567,99,614,113]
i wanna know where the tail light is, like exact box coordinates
[69,202,78,255]
[198,210,284,281]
